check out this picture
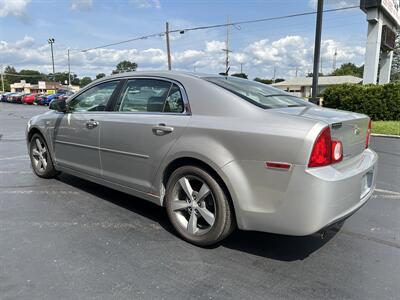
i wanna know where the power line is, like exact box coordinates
[78,5,359,53]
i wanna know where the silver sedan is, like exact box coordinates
[26,71,378,246]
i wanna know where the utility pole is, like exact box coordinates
[295,66,298,77]
[273,66,276,83]
[222,16,232,75]
[333,48,337,71]
[165,22,172,71]
[311,0,323,103]
[48,38,55,82]
[67,49,71,86]
[0,65,4,92]
[240,63,243,74]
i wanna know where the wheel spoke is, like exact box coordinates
[197,184,210,202]
[32,149,40,157]
[197,207,215,226]
[171,200,190,211]
[187,213,198,234]
[179,177,194,202]
[37,159,43,170]
[41,147,47,155]
[33,157,39,167]
[41,158,48,170]
[35,139,43,152]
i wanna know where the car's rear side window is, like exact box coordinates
[204,76,312,109]
[116,79,184,113]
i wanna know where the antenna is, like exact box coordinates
[222,16,232,75]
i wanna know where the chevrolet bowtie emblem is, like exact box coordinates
[354,125,361,135]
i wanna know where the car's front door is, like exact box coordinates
[99,78,190,193]
[52,80,120,176]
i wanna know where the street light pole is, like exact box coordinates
[67,49,71,86]
[48,38,55,82]
[311,0,324,103]
[0,64,4,92]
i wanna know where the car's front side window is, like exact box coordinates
[68,81,119,112]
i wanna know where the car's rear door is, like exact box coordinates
[52,80,121,177]
[99,78,190,193]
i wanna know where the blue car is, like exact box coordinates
[40,93,62,105]
[1,92,14,102]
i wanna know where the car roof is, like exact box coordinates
[96,70,220,82]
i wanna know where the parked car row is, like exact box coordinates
[1,91,74,106]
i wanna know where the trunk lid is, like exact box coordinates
[274,106,370,159]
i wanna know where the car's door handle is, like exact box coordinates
[86,119,99,129]
[152,123,174,135]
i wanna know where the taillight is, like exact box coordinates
[308,127,343,168]
[366,120,372,148]
[331,140,343,163]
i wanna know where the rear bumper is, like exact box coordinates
[222,148,378,236]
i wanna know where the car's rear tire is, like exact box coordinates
[29,133,58,178]
[165,165,235,246]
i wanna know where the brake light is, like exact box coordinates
[366,120,372,148]
[308,127,343,167]
[308,127,332,167]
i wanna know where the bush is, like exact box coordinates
[322,83,400,121]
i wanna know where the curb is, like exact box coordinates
[371,133,400,139]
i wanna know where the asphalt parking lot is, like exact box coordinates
[0,102,399,300]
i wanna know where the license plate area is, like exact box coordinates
[360,169,373,199]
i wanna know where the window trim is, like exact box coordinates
[110,76,191,116]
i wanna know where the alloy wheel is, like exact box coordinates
[171,175,216,235]
[31,137,48,173]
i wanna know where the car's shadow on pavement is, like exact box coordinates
[56,173,341,262]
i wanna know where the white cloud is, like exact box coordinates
[130,0,161,9]
[205,40,225,53]
[0,35,366,79]
[0,0,30,17]
[15,35,34,48]
[71,0,92,10]
[308,0,359,9]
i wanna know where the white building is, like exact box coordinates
[272,76,363,98]
[10,80,63,94]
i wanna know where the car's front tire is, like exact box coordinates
[165,165,235,246]
[29,133,58,178]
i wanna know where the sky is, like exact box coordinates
[0,0,367,79]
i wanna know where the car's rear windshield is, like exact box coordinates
[204,76,312,109]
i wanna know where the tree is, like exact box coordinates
[306,72,324,77]
[331,63,363,78]
[112,61,138,74]
[391,34,400,82]
[47,72,70,84]
[253,77,285,84]
[80,77,92,87]
[18,70,47,84]
[231,73,248,79]
[254,77,273,84]
[96,73,106,79]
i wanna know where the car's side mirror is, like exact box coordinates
[49,98,68,113]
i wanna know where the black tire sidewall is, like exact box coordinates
[165,165,230,246]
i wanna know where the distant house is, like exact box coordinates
[272,75,363,98]
[10,80,63,94]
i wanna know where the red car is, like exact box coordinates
[23,93,39,105]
